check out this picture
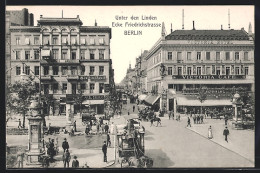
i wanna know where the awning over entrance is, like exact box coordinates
[177,97,232,106]
[138,94,147,101]
[144,95,160,105]
[41,50,51,57]
[82,100,104,105]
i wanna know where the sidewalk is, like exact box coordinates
[185,117,254,163]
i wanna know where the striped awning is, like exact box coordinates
[144,95,160,105]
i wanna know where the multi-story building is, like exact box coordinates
[145,23,254,113]
[135,50,149,94]
[9,15,114,115]
[6,8,34,85]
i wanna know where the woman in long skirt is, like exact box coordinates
[208,126,213,139]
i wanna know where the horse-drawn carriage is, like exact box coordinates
[82,111,97,126]
[117,116,153,168]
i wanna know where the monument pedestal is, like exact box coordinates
[26,116,44,165]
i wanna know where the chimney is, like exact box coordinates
[182,9,184,29]
[40,15,43,18]
[221,25,223,30]
[95,19,97,26]
[77,15,79,19]
[171,23,172,33]
[193,21,195,30]
[228,9,230,30]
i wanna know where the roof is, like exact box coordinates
[165,29,249,40]
[38,17,83,25]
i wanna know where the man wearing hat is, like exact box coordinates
[102,141,107,162]
[62,138,69,152]
[72,156,79,168]
[223,126,230,142]
[63,149,71,168]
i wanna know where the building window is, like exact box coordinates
[62,66,68,75]
[235,67,240,75]
[16,37,20,45]
[62,36,68,45]
[16,66,21,75]
[206,52,210,60]
[187,52,191,61]
[90,38,95,45]
[80,50,86,59]
[34,37,39,45]
[216,52,220,61]
[90,50,95,60]
[25,66,30,75]
[25,37,30,45]
[99,83,104,93]
[52,36,58,45]
[34,50,39,59]
[52,50,58,59]
[25,51,30,60]
[90,66,95,75]
[177,52,182,62]
[168,84,174,89]
[197,52,201,60]
[177,67,182,75]
[62,83,67,94]
[53,83,58,93]
[99,66,104,75]
[16,51,21,60]
[216,67,221,75]
[235,52,239,61]
[81,66,85,75]
[71,66,77,75]
[206,67,211,75]
[187,67,192,75]
[168,67,172,75]
[244,52,249,61]
[245,67,249,75]
[81,38,86,45]
[99,38,104,45]
[99,50,104,60]
[53,66,58,75]
[62,50,67,60]
[80,83,86,90]
[168,52,172,60]
[71,51,76,60]
[197,67,201,75]
[34,66,39,75]
[225,52,230,61]
[71,37,77,45]
[44,66,49,75]
[90,83,95,93]
[43,36,49,45]
[226,67,230,75]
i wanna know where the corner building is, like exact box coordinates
[145,25,254,114]
[10,15,114,115]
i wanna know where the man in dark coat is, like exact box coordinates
[107,134,111,147]
[73,120,77,132]
[102,141,107,162]
[104,123,109,134]
[63,149,71,168]
[133,105,135,112]
[62,138,69,152]
[72,156,79,168]
[223,126,230,142]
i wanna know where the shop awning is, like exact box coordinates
[177,97,232,106]
[144,95,160,105]
[82,100,104,105]
[138,94,147,101]
[41,50,51,57]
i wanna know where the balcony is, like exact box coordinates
[67,75,79,81]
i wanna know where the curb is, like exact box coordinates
[185,126,254,164]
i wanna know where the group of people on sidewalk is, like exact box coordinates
[61,138,81,168]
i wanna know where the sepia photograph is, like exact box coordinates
[5,5,255,168]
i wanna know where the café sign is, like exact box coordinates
[172,75,246,80]
[79,76,106,81]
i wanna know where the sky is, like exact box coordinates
[6,6,254,83]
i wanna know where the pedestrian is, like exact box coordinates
[73,120,77,132]
[224,115,228,126]
[47,123,51,135]
[48,139,55,162]
[104,123,109,134]
[72,156,79,168]
[150,118,154,127]
[62,138,69,152]
[63,149,71,168]
[55,137,59,154]
[101,123,105,134]
[85,125,90,135]
[193,115,196,124]
[172,111,175,120]
[208,126,213,139]
[107,134,111,147]
[18,119,22,129]
[168,111,171,120]
[102,141,107,162]
[197,115,200,124]
[187,117,191,127]
[96,122,100,134]
[17,148,24,168]
[223,126,230,142]
[201,115,204,123]
[133,105,135,112]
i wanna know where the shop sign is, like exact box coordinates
[172,75,246,80]
[79,76,106,81]
[83,95,105,100]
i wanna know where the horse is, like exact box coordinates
[153,117,161,127]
